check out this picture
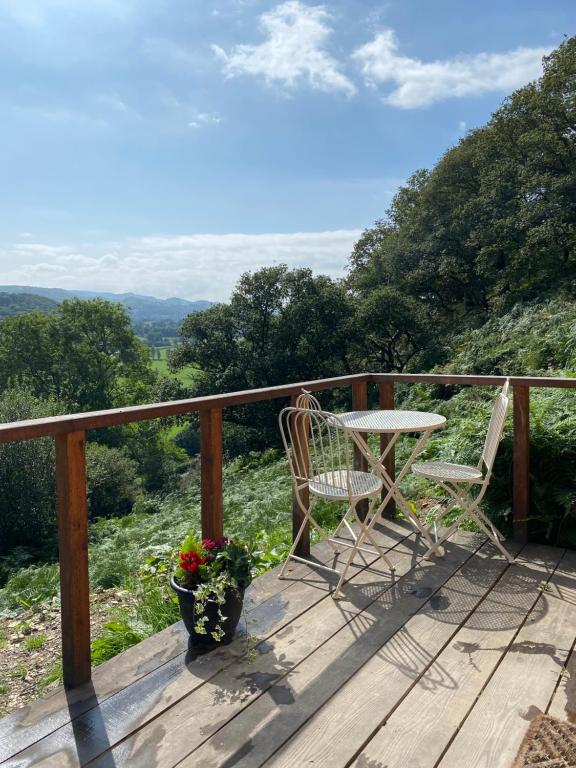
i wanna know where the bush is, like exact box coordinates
[0,389,61,558]
[86,443,140,520]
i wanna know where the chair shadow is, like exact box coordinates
[173,537,560,768]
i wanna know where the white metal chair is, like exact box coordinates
[279,392,395,599]
[411,380,514,562]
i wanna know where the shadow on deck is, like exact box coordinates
[1,519,575,768]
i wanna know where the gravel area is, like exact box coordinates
[0,588,136,716]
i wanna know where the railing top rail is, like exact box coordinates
[1,371,575,444]
[371,373,576,388]
[0,373,371,444]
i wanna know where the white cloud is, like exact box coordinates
[188,112,222,129]
[353,29,550,108]
[0,230,361,301]
[213,0,355,96]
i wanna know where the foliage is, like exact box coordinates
[0,293,58,318]
[91,620,145,666]
[0,299,153,412]
[170,266,353,448]
[0,389,60,558]
[86,443,140,520]
[347,37,576,348]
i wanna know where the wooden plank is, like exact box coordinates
[175,533,488,768]
[1,524,414,766]
[0,531,410,762]
[0,373,575,445]
[373,373,576,390]
[513,384,530,542]
[353,543,562,768]
[547,551,576,722]
[200,407,224,540]
[290,394,310,558]
[378,380,395,516]
[437,549,576,768]
[55,430,91,689]
[239,541,535,768]
[0,374,373,443]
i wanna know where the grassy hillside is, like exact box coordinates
[0,293,57,318]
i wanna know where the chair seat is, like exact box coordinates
[309,470,383,500]
[412,461,483,483]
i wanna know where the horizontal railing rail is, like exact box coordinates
[2,371,575,689]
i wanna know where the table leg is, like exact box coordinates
[350,430,437,550]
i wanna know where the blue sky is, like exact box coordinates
[0,0,573,300]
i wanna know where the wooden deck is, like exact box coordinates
[2,520,576,768]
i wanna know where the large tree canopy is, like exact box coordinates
[348,37,576,335]
[0,299,152,411]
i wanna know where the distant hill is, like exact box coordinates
[0,292,58,318]
[0,286,212,323]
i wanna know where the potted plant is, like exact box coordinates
[170,532,258,645]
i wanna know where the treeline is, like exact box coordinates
[170,38,576,445]
[0,38,575,565]
[0,299,191,566]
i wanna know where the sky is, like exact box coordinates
[0,0,573,301]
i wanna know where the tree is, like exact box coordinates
[0,389,60,557]
[171,266,353,451]
[347,37,576,343]
[86,443,140,519]
[0,299,153,412]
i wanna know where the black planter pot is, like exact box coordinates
[170,576,245,646]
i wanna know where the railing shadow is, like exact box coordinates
[66,683,117,768]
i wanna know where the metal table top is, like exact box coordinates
[336,409,446,434]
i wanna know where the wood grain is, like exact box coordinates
[0,535,386,762]
[200,407,224,540]
[55,430,91,689]
[352,543,566,768]
[177,534,486,768]
[438,549,576,768]
[513,385,530,542]
[2,525,413,767]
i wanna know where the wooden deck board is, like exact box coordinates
[351,544,561,768]
[0,523,412,767]
[437,548,576,768]
[97,533,483,768]
[2,532,576,768]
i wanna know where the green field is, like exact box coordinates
[150,347,200,385]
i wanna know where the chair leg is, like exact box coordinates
[333,501,366,600]
[468,508,516,563]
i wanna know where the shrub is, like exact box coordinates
[86,443,140,520]
[0,389,61,557]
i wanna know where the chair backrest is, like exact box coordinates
[278,405,353,495]
[295,389,322,411]
[480,380,510,474]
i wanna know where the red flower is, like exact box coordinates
[179,551,206,573]
[203,536,230,551]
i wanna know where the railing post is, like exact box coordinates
[352,380,369,519]
[200,408,224,541]
[513,385,530,542]
[290,394,310,558]
[55,430,91,688]
[378,380,396,516]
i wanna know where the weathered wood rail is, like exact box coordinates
[0,371,574,688]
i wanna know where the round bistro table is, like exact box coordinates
[335,409,446,551]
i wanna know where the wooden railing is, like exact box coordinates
[1,371,575,688]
